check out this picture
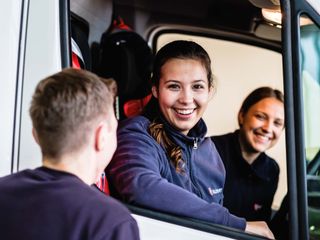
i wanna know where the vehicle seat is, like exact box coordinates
[71,12,91,70]
[97,18,154,120]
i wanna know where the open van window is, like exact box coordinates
[154,32,286,212]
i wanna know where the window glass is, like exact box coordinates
[300,15,320,239]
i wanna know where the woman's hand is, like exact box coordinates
[245,221,275,239]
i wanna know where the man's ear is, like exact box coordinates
[151,86,158,98]
[32,128,40,145]
[95,123,107,152]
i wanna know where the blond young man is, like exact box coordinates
[0,68,139,240]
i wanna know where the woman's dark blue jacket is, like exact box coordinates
[106,115,246,230]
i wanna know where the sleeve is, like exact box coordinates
[106,122,246,230]
[108,219,140,240]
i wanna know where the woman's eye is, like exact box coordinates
[193,84,205,90]
[274,120,284,127]
[255,114,265,120]
[168,84,180,90]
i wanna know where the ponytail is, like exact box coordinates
[148,121,185,174]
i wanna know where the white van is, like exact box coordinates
[0,0,319,239]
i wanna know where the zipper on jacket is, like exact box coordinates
[193,137,198,149]
[188,141,203,198]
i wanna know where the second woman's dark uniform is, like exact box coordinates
[212,130,279,222]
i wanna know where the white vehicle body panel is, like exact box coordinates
[0,0,23,176]
[133,214,234,240]
[15,0,62,172]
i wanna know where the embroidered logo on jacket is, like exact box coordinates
[253,203,262,211]
[208,187,223,196]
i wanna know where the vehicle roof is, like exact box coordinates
[114,0,281,43]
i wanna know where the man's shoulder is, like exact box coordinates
[0,169,31,187]
[0,171,138,240]
[62,184,137,233]
[84,190,139,238]
[82,187,134,220]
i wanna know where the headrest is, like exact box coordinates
[71,12,91,70]
[98,30,153,101]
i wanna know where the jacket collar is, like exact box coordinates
[233,130,271,181]
[159,114,207,146]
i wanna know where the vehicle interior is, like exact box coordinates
[67,0,320,239]
[3,0,319,239]
[8,0,311,239]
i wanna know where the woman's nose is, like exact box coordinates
[262,120,273,132]
[179,89,193,104]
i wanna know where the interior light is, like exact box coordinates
[262,8,282,25]
[262,8,313,26]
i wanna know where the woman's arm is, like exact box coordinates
[106,121,246,230]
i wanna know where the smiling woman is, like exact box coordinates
[106,40,274,239]
[151,41,214,135]
[238,92,284,162]
[212,87,285,223]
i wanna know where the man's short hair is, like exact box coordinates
[100,77,117,98]
[30,68,114,160]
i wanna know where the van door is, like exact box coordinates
[0,1,26,176]
[281,0,320,239]
[16,0,70,172]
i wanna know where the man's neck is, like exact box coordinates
[42,154,95,185]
